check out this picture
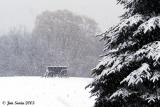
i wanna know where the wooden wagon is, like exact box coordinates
[44,66,67,77]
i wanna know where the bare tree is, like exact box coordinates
[32,10,102,77]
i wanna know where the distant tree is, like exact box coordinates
[88,0,160,107]
[0,27,34,76]
[32,10,102,77]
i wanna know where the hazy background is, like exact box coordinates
[0,0,124,77]
[0,0,123,33]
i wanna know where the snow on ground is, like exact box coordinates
[0,77,95,107]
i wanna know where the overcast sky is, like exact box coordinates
[0,0,123,33]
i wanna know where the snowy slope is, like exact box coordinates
[0,77,95,107]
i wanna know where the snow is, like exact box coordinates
[120,63,151,86]
[119,0,134,4]
[95,52,133,79]
[150,71,160,83]
[134,16,160,36]
[0,77,95,107]
[101,14,145,56]
[141,93,160,103]
[109,88,130,100]
[146,95,157,103]
[120,14,144,27]
[95,55,115,70]
[135,41,160,62]
[95,41,160,81]
[117,14,144,35]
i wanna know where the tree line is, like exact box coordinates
[0,10,102,77]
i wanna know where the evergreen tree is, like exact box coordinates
[88,0,160,107]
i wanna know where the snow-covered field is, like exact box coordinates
[0,77,95,107]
